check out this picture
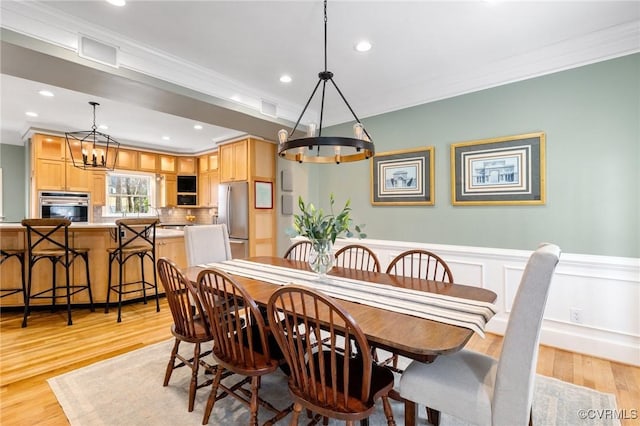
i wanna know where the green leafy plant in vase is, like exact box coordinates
[288,194,366,278]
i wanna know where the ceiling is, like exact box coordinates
[1,1,639,153]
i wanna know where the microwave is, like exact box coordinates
[177,194,197,206]
[177,175,197,193]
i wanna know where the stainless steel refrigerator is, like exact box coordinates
[218,181,249,259]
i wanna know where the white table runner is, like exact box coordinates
[199,259,497,337]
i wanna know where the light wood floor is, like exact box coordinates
[1,300,639,425]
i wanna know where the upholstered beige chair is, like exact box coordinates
[184,224,232,267]
[399,243,561,426]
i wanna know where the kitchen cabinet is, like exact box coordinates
[32,134,90,192]
[219,139,247,182]
[35,135,66,160]
[157,237,187,268]
[66,162,91,191]
[198,170,219,207]
[177,157,196,175]
[35,159,66,190]
[159,155,176,173]
[199,152,219,173]
[157,174,177,207]
[0,229,25,307]
[138,152,158,172]
[0,226,187,307]
[91,172,106,206]
[115,148,138,170]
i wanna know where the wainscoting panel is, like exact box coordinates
[319,238,640,366]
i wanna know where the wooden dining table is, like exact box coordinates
[184,256,497,426]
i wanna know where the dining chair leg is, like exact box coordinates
[249,376,259,426]
[202,367,224,424]
[290,403,302,425]
[188,342,201,412]
[381,396,396,426]
[163,338,180,386]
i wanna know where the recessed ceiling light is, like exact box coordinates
[161,136,170,141]
[106,0,126,6]
[38,90,54,97]
[99,124,109,130]
[25,111,38,117]
[355,40,372,52]
[279,75,292,83]
[194,124,203,130]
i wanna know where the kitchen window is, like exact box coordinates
[104,171,156,217]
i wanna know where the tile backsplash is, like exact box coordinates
[93,206,217,224]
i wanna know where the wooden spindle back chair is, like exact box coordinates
[382,249,454,370]
[386,249,453,283]
[283,240,313,262]
[334,244,381,272]
[157,257,214,412]
[267,285,396,425]
[196,268,291,426]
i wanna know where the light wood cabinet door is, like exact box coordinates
[0,230,25,307]
[91,172,106,206]
[160,174,177,207]
[219,140,247,182]
[198,171,219,207]
[115,148,138,170]
[208,171,219,207]
[65,163,90,192]
[36,159,66,190]
[209,153,218,170]
[198,154,209,173]
[177,157,196,175]
[159,155,176,173]
[138,152,158,172]
[34,134,66,160]
[157,237,187,269]
[198,173,210,206]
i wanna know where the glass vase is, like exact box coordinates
[308,239,334,279]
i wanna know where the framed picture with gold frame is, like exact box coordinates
[450,132,546,206]
[370,146,435,206]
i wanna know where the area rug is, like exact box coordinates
[48,339,620,426]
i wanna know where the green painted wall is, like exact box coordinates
[296,54,639,258]
[0,144,27,222]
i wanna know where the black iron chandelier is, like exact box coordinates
[277,0,374,164]
[66,101,120,171]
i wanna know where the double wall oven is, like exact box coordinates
[39,191,90,223]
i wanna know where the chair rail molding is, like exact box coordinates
[291,237,640,366]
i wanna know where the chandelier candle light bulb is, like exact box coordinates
[277,0,375,164]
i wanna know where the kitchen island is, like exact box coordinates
[0,222,186,307]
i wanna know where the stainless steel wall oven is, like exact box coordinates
[39,191,90,223]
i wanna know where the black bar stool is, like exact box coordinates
[21,218,94,327]
[105,218,160,322]
[0,249,26,302]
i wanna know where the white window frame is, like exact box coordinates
[103,170,156,218]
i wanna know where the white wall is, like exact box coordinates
[316,238,640,366]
